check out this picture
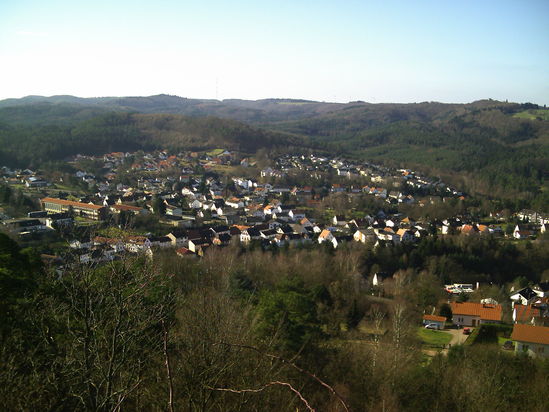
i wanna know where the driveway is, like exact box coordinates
[444,328,473,346]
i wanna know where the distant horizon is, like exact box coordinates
[0,93,546,107]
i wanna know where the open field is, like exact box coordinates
[513,109,549,121]
[417,327,452,347]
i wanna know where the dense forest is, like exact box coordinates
[2,232,549,411]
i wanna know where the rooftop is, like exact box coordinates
[450,302,502,321]
[511,324,549,345]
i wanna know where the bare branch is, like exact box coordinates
[162,320,175,412]
[206,381,315,412]
[214,342,350,412]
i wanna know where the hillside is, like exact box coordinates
[265,100,549,205]
[1,95,547,207]
[0,112,303,167]
[0,94,344,124]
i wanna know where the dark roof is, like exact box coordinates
[168,228,188,238]
[514,287,538,300]
[211,225,229,233]
[217,233,232,242]
[246,227,262,237]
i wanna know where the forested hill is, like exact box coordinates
[0,112,303,167]
[265,100,549,206]
[0,94,345,124]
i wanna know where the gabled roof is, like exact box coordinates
[512,287,538,300]
[423,314,446,322]
[450,302,502,321]
[319,229,333,239]
[513,304,541,323]
[511,324,549,345]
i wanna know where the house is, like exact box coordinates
[166,230,188,247]
[450,302,502,327]
[25,177,49,187]
[318,229,334,244]
[396,228,415,243]
[510,287,539,306]
[460,224,479,236]
[513,224,535,239]
[353,229,376,244]
[176,247,195,257]
[511,324,549,358]
[188,238,211,253]
[110,204,148,215]
[212,233,232,246]
[165,204,183,217]
[2,218,48,234]
[45,213,74,229]
[240,227,262,243]
[512,304,542,325]
[422,314,446,330]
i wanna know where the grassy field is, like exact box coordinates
[513,109,549,121]
[417,327,452,347]
[207,148,225,156]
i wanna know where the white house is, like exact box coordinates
[511,324,549,358]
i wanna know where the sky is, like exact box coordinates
[0,0,548,104]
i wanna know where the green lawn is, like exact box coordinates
[418,327,452,347]
[513,109,549,121]
[207,148,225,156]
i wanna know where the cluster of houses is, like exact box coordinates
[420,282,549,358]
[2,150,547,261]
[0,167,51,188]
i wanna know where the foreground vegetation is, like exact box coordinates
[2,232,548,411]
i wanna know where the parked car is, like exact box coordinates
[425,323,439,330]
[462,327,471,335]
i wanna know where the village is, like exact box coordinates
[1,149,549,358]
[1,150,547,258]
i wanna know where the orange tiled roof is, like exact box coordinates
[423,314,446,322]
[450,302,502,321]
[41,197,104,210]
[514,304,541,323]
[511,324,549,345]
[319,229,332,239]
[233,225,250,231]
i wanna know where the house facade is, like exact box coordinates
[450,302,502,327]
[422,314,446,330]
[41,197,107,220]
[511,324,549,358]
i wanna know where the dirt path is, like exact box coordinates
[445,328,472,346]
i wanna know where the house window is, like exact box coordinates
[537,347,544,353]
[522,344,529,352]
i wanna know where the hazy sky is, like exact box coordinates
[1,0,548,104]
